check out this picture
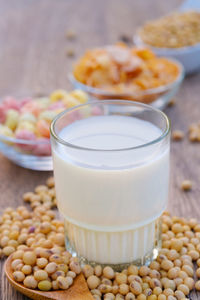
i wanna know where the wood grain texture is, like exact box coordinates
[0,0,200,299]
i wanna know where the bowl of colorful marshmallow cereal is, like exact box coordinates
[70,44,184,109]
[0,89,88,170]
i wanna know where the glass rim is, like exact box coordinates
[50,100,171,152]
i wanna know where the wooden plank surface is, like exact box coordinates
[0,0,200,299]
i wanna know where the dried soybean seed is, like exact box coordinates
[3,246,15,256]
[98,284,112,293]
[172,130,184,141]
[182,264,194,276]
[153,287,162,295]
[118,283,129,295]
[67,270,76,278]
[11,259,23,270]
[125,292,135,300]
[45,262,58,274]
[34,270,48,281]
[13,271,25,282]
[116,273,128,284]
[160,260,173,271]
[37,257,48,268]
[57,276,69,289]
[82,264,94,278]
[112,285,119,294]
[87,275,100,290]
[188,250,199,260]
[103,266,115,279]
[69,260,81,274]
[139,266,149,276]
[195,280,200,290]
[91,289,102,296]
[94,265,102,277]
[163,288,174,296]
[158,295,166,300]
[129,281,142,295]
[23,251,36,266]
[174,290,185,300]
[148,295,157,300]
[102,278,112,286]
[184,277,194,290]
[127,265,138,275]
[23,275,38,289]
[177,284,189,295]
[136,294,146,300]
[21,265,32,275]
[38,280,52,291]
[181,180,192,191]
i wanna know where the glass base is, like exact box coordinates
[65,218,162,271]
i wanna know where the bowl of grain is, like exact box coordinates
[134,10,200,74]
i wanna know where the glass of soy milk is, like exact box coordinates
[50,100,170,268]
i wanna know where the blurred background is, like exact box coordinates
[0,0,184,96]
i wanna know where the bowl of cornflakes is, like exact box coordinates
[0,89,88,170]
[70,44,184,110]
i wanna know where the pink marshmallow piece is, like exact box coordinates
[19,97,32,108]
[33,138,51,156]
[20,100,40,116]
[2,97,21,111]
[15,129,36,152]
[0,104,6,123]
[48,100,65,110]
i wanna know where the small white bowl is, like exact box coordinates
[134,33,200,75]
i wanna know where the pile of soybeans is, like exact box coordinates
[0,177,200,299]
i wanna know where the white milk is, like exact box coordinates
[52,115,169,264]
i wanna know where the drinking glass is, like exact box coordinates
[50,100,170,269]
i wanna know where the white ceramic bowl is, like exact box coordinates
[134,33,200,75]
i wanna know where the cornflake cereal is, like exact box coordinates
[73,44,179,101]
[1,178,200,298]
[139,11,200,48]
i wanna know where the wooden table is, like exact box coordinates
[0,0,200,298]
